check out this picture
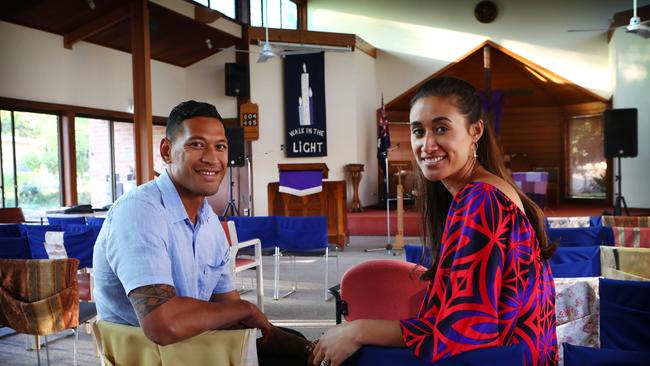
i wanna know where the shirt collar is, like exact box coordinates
[156,169,211,224]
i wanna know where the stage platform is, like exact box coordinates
[347,203,628,236]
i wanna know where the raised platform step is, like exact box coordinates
[347,209,421,236]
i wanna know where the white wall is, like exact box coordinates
[309,0,650,102]
[308,0,650,209]
[249,46,377,215]
[0,21,236,117]
[610,30,650,208]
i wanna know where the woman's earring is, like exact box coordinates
[473,142,478,159]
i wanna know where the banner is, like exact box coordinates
[283,52,327,157]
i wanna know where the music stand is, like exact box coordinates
[613,156,629,216]
[222,165,239,217]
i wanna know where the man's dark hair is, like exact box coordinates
[166,100,223,139]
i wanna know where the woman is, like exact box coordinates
[313,76,557,366]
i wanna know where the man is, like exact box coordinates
[93,101,310,364]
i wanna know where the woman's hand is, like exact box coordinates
[312,321,362,366]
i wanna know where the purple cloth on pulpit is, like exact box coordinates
[279,171,323,196]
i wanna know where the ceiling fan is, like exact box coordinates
[220,0,331,63]
[568,0,650,38]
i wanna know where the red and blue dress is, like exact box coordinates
[400,182,558,366]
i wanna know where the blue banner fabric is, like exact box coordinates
[283,53,327,157]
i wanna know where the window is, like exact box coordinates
[75,117,135,207]
[0,109,62,219]
[153,125,167,176]
[189,0,236,19]
[568,115,607,199]
[251,0,297,29]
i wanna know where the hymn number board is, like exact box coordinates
[239,102,259,141]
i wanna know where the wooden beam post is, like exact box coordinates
[60,110,77,206]
[131,0,154,185]
[63,3,130,49]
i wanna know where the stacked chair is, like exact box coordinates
[0,217,101,363]
[220,221,264,311]
[563,278,650,365]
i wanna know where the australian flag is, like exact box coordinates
[377,94,391,172]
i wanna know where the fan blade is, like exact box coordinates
[257,52,275,63]
[280,49,322,57]
[567,28,610,32]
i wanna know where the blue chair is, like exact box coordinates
[550,246,600,277]
[46,215,87,229]
[403,244,433,268]
[563,343,650,366]
[0,223,23,237]
[229,216,278,255]
[87,216,106,228]
[275,216,337,301]
[24,225,96,269]
[546,226,614,246]
[342,344,524,366]
[0,236,32,259]
[589,215,602,227]
[600,278,650,352]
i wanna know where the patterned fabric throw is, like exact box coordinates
[0,258,79,335]
[547,216,591,228]
[612,227,650,248]
[601,215,650,228]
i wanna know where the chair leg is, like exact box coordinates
[34,336,41,366]
[74,326,79,366]
[44,334,50,366]
[324,247,329,302]
[280,256,297,298]
[256,260,264,312]
[274,247,280,300]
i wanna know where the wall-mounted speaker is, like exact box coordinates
[225,126,245,167]
[603,108,638,158]
[225,63,250,97]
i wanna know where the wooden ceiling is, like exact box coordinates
[386,40,609,116]
[1,0,240,67]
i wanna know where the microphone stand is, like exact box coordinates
[365,145,399,254]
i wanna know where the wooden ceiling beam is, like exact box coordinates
[249,27,376,57]
[194,5,221,23]
[63,3,130,49]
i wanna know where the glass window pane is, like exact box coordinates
[267,0,282,28]
[194,0,209,6]
[76,117,112,208]
[12,111,61,219]
[113,122,136,200]
[152,125,167,176]
[281,0,297,29]
[251,0,263,27]
[209,0,236,19]
[568,116,607,199]
[1,110,17,208]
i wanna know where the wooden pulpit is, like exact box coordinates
[268,163,348,248]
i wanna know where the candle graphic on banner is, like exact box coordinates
[298,63,313,126]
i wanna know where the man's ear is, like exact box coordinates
[160,137,172,164]
[471,120,485,142]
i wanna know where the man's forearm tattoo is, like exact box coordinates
[128,284,176,321]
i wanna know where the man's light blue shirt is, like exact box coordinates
[93,169,235,326]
